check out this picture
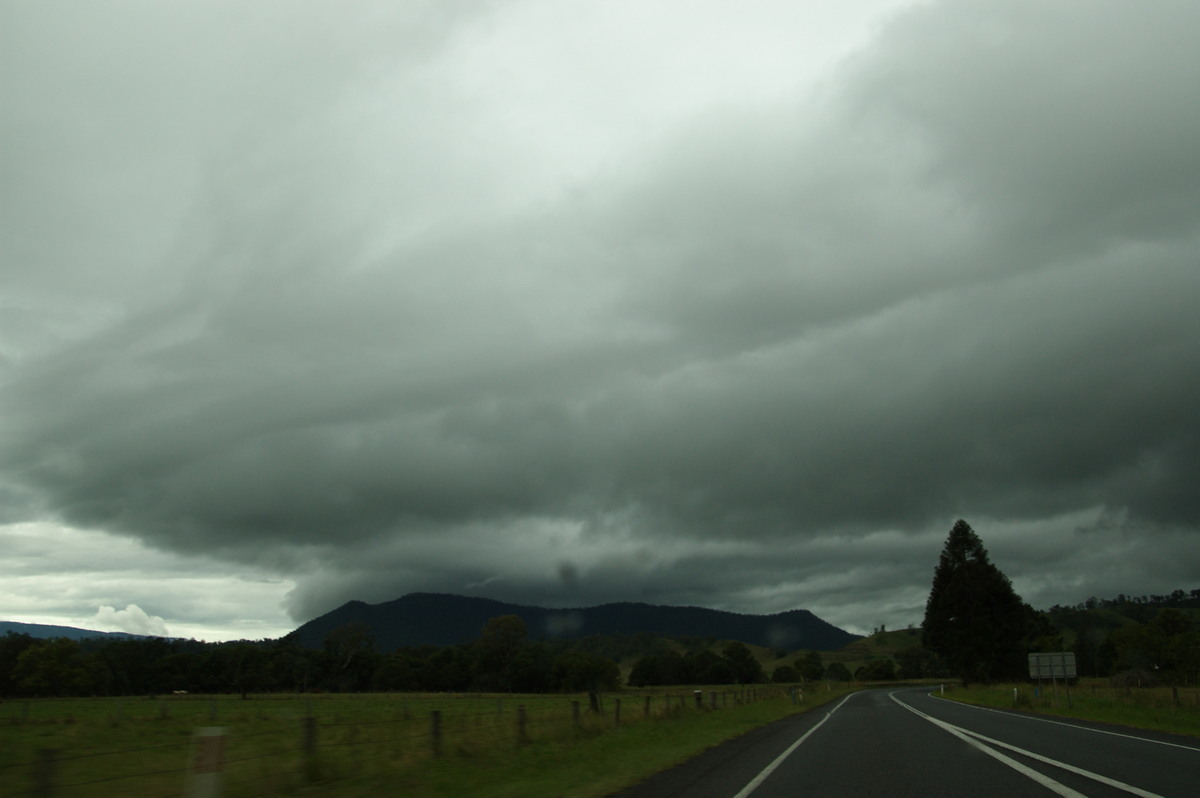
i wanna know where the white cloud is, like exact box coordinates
[0,523,296,641]
[93,604,170,637]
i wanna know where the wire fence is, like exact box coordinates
[0,687,800,797]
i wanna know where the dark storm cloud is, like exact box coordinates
[3,0,1198,633]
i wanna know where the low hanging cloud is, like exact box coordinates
[93,605,170,638]
[2,0,1198,635]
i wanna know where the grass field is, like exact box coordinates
[936,679,1200,739]
[0,684,856,797]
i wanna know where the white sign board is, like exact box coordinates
[1028,652,1076,679]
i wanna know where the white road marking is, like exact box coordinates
[906,710,1087,798]
[892,692,1166,798]
[928,692,1200,753]
[731,692,858,798]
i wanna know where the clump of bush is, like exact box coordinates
[1110,669,1160,688]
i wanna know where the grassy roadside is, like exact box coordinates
[0,686,858,797]
[934,680,1200,739]
[391,686,859,798]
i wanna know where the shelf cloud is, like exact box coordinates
[3,0,1197,638]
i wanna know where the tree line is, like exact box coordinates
[5,522,1195,695]
[627,645,880,686]
[628,641,768,686]
[1053,589,1200,613]
[0,615,623,698]
[920,520,1200,686]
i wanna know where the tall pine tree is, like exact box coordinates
[922,520,1038,683]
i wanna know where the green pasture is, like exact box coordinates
[936,679,1200,739]
[1,684,857,797]
[815,628,921,668]
[676,628,920,685]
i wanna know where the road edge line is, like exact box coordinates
[928,693,1200,753]
[892,692,1165,798]
[889,692,1086,798]
[730,692,858,798]
[939,720,1165,798]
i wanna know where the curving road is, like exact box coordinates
[613,687,1200,797]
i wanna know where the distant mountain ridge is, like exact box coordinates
[0,621,151,641]
[286,592,861,653]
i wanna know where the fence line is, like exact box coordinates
[3,687,800,797]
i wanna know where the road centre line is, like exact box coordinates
[891,692,1165,798]
[926,691,1200,754]
[731,692,858,798]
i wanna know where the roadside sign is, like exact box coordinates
[1028,652,1076,679]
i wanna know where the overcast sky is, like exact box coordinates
[3,0,1198,643]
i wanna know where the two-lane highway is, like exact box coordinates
[614,688,1200,797]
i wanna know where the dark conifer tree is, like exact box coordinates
[922,519,1038,683]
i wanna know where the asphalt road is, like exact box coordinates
[613,687,1200,797]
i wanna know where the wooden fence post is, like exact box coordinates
[187,727,227,798]
[431,711,442,758]
[300,716,318,783]
[31,748,58,798]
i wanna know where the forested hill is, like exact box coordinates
[286,593,860,653]
[0,621,150,642]
[1046,588,1200,631]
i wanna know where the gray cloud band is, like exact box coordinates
[3,0,1197,631]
